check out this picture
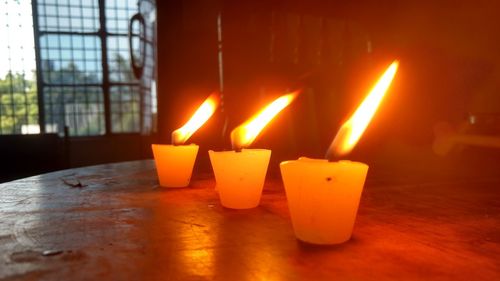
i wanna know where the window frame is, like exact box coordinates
[32,0,147,137]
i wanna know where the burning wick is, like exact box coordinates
[209,90,300,209]
[172,92,221,145]
[230,90,300,151]
[326,60,399,161]
[152,92,220,188]
[280,60,399,245]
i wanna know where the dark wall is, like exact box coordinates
[67,135,156,168]
[157,0,500,177]
[156,0,500,161]
[0,134,63,182]
[0,134,156,183]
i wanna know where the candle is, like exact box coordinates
[209,91,299,209]
[281,61,399,244]
[209,149,271,209]
[153,93,219,187]
[152,144,199,187]
[280,158,368,244]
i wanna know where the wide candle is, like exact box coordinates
[209,91,299,209]
[281,61,399,244]
[153,93,219,187]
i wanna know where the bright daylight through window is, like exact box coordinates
[0,0,156,136]
[0,0,38,134]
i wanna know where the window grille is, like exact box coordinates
[33,0,156,136]
[0,0,39,135]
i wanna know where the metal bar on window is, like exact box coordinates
[99,0,111,135]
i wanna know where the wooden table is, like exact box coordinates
[1,160,499,280]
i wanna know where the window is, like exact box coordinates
[0,0,156,136]
[36,0,156,136]
[0,0,39,134]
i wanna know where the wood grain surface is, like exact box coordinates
[0,160,499,280]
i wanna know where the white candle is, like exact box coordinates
[152,93,219,188]
[209,149,271,209]
[152,144,199,187]
[280,158,368,244]
[280,61,399,244]
[210,91,299,209]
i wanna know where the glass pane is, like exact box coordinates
[107,36,137,83]
[110,85,140,133]
[0,0,39,135]
[44,86,105,136]
[105,0,138,34]
[39,35,102,84]
[37,0,100,33]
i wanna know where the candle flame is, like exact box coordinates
[327,60,399,158]
[172,92,220,145]
[231,91,300,150]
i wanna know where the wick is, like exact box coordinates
[325,149,340,162]
[231,142,243,152]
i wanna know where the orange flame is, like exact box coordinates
[231,91,300,150]
[327,60,399,158]
[172,92,220,145]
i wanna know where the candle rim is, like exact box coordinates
[280,157,368,168]
[152,143,198,147]
[208,148,271,154]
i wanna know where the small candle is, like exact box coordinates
[152,144,199,187]
[210,91,299,209]
[209,149,271,209]
[281,61,399,244]
[153,93,219,187]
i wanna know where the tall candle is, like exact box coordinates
[281,61,399,244]
[210,91,299,209]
